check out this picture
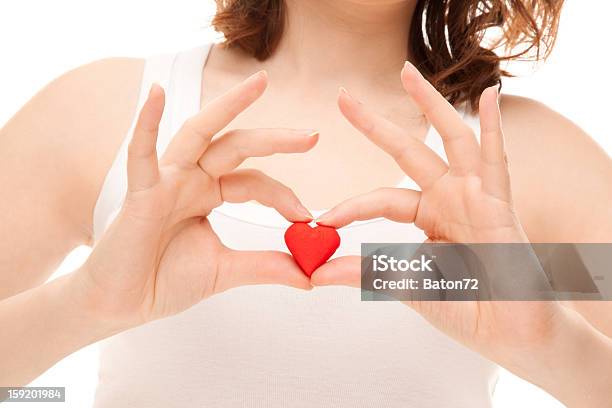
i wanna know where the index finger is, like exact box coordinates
[161,70,268,166]
[310,256,361,288]
[401,62,481,174]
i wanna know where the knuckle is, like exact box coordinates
[127,141,152,159]
[503,153,510,167]
[230,137,250,159]
[459,126,476,140]
[243,168,265,179]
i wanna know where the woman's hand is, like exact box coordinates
[311,62,612,406]
[318,63,526,243]
[74,71,318,332]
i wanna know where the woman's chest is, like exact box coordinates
[208,91,428,209]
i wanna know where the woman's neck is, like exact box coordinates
[267,0,416,85]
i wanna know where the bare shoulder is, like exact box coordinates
[0,58,144,242]
[501,94,605,153]
[498,94,612,241]
[14,57,145,156]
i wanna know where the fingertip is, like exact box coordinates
[337,87,362,122]
[294,203,314,222]
[315,208,349,228]
[401,61,421,83]
[309,269,330,287]
[310,257,362,288]
[253,70,269,88]
[285,129,319,154]
[149,82,165,97]
[314,212,333,226]
[241,70,268,101]
[137,84,165,133]
[479,85,502,131]
[480,85,499,107]
[146,83,166,110]
[303,130,320,149]
[309,130,320,143]
[337,86,358,104]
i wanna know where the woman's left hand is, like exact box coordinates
[311,62,612,406]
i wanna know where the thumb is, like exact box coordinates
[216,249,312,292]
[310,256,362,288]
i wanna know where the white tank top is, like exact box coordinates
[92,44,498,408]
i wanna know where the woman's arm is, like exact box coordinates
[501,95,612,337]
[0,272,112,386]
[312,62,612,406]
[0,58,143,299]
[1,71,316,386]
[500,95,612,244]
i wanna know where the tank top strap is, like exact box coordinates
[92,44,213,241]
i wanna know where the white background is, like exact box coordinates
[1,1,610,407]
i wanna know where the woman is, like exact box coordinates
[1,0,611,406]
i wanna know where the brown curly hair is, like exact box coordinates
[212,0,563,112]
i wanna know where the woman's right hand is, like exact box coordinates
[73,71,317,332]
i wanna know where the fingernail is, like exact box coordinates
[402,61,420,77]
[315,212,331,225]
[485,85,500,107]
[301,129,319,138]
[339,87,361,104]
[247,70,267,82]
[296,203,313,220]
[149,82,161,96]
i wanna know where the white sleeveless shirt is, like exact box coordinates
[92,44,498,407]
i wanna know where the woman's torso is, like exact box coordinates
[92,44,498,408]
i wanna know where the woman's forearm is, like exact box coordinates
[516,308,612,407]
[0,270,113,386]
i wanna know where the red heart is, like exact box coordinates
[284,222,341,277]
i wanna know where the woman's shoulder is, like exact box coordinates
[497,94,612,241]
[11,57,145,161]
[1,57,145,241]
[499,94,608,172]
[41,57,145,145]
[500,94,584,141]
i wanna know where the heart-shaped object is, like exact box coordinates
[284,222,341,277]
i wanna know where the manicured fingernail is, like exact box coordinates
[339,87,361,104]
[315,212,331,225]
[149,83,162,97]
[402,61,420,78]
[485,85,500,107]
[296,203,313,220]
[489,85,499,99]
[247,70,267,82]
[302,130,319,138]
